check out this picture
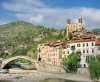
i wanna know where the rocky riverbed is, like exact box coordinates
[0,70,92,82]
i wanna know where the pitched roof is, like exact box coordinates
[43,34,97,47]
[44,40,64,47]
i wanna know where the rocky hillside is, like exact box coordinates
[0,21,65,59]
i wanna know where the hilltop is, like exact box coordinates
[0,21,65,59]
[92,28,100,32]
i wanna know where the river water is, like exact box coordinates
[40,78,80,82]
[0,78,80,82]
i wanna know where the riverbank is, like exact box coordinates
[0,70,93,82]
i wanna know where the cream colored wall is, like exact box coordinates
[76,23,83,31]
[66,18,83,36]
[38,45,61,66]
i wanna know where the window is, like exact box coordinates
[38,55,41,61]
[67,45,70,48]
[86,43,88,46]
[71,46,75,51]
[92,49,94,53]
[83,43,85,47]
[84,64,86,68]
[92,42,94,46]
[68,51,69,54]
[83,50,85,53]
[87,50,89,53]
[77,44,80,47]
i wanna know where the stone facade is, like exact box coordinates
[66,17,84,37]
[37,35,100,68]
[37,41,64,66]
[36,62,65,73]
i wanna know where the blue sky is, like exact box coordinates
[0,0,100,29]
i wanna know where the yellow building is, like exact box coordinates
[66,17,84,37]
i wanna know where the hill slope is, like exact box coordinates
[92,28,100,32]
[0,21,64,59]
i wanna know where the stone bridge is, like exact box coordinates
[0,56,37,69]
[0,56,66,73]
[0,56,65,73]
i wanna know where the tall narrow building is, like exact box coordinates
[66,19,73,37]
[76,17,83,31]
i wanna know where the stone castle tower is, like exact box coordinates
[66,17,84,37]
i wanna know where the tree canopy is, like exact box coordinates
[87,55,100,81]
[62,52,80,73]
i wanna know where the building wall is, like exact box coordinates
[38,39,99,68]
[95,45,100,55]
[38,44,62,66]
[63,41,96,67]
[36,62,65,73]
[66,17,83,37]
[67,24,74,36]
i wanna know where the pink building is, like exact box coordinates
[38,41,63,66]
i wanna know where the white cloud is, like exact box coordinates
[1,0,100,29]
[16,13,43,23]
[0,21,6,25]
[81,8,100,22]
[29,15,43,23]
[2,0,45,13]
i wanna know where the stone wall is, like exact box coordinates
[36,62,65,73]
[77,68,89,76]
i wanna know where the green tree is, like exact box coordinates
[62,52,80,73]
[88,56,100,81]
[27,43,38,59]
[12,46,29,57]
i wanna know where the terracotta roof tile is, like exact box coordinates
[43,35,96,47]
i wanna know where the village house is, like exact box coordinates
[37,36,100,68]
[37,17,100,68]
[37,40,64,66]
[63,34,96,67]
